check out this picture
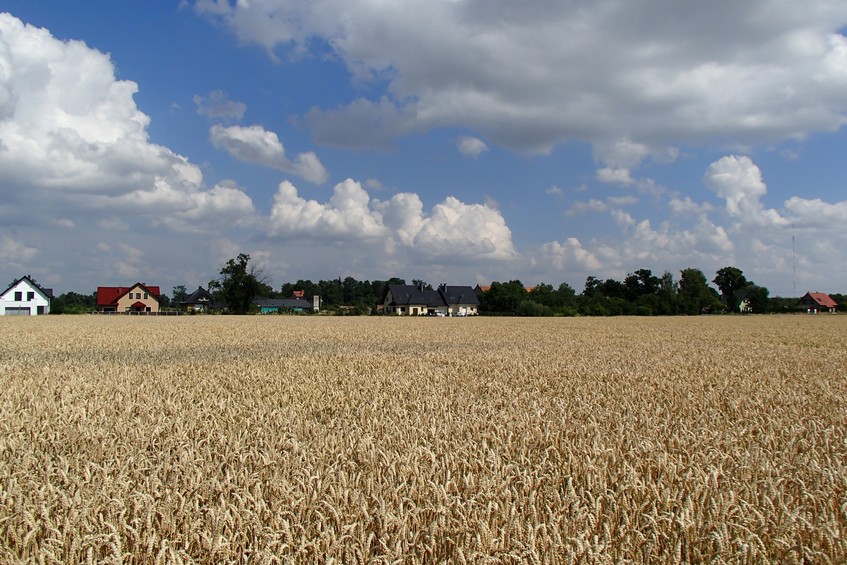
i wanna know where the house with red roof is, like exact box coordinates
[798,292,838,313]
[96,283,161,313]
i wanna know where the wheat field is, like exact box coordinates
[1,315,845,563]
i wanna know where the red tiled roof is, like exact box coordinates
[806,292,837,308]
[96,283,161,306]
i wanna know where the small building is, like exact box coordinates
[0,276,53,316]
[180,286,221,312]
[255,297,313,314]
[798,292,838,314]
[97,283,161,313]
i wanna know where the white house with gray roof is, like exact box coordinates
[0,276,53,316]
[381,284,479,316]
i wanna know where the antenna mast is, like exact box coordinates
[792,223,796,297]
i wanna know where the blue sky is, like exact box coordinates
[2,1,847,297]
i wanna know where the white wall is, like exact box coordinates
[0,279,51,315]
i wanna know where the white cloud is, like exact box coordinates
[784,197,847,227]
[194,90,247,121]
[195,1,847,153]
[539,238,602,271]
[456,136,488,157]
[268,179,517,261]
[704,155,788,228]
[567,196,638,216]
[159,181,257,233]
[269,179,386,240]
[210,124,329,183]
[403,196,516,260]
[0,13,254,235]
[596,167,635,186]
[0,235,38,262]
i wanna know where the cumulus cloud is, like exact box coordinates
[269,179,385,239]
[267,179,517,260]
[539,238,602,271]
[704,155,788,228]
[194,1,847,154]
[385,195,517,260]
[194,90,247,121]
[0,13,253,234]
[210,124,329,183]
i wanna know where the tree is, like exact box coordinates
[55,291,97,314]
[655,271,677,315]
[678,268,720,315]
[741,284,770,313]
[480,280,527,314]
[713,266,749,312]
[172,285,188,305]
[582,276,603,297]
[208,253,266,314]
[411,279,432,291]
[624,268,660,300]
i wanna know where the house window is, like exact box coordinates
[14,291,22,301]
[136,292,141,299]
[143,293,148,299]
[27,292,34,301]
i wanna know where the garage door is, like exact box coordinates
[4,307,31,316]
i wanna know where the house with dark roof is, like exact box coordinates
[0,275,53,316]
[798,292,838,313]
[180,286,221,312]
[255,297,314,314]
[381,284,480,316]
[96,283,160,313]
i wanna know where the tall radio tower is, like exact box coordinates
[792,223,796,297]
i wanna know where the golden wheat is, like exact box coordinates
[0,315,845,563]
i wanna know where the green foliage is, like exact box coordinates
[209,253,265,314]
[52,291,96,314]
[480,281,528,314]
[742,284,770,313]
[678,268,721,315]
[172,285,188,305]
[713,266,749,312]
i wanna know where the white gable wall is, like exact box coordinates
[0,279,51,315]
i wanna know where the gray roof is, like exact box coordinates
[384,284,479,308]
[1,275,53,299]
[256,298,312,309]
[181,286,214,304]
[439,285,480,306]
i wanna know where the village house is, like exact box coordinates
[179,286,221,313]
[254,291,319,314]
[96,283,161,313]
[381,284,480,316]
[798,292,838,313]
[254,297,313,313]
[0,276,53,316]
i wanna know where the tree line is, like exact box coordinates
[46,255,845,315]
